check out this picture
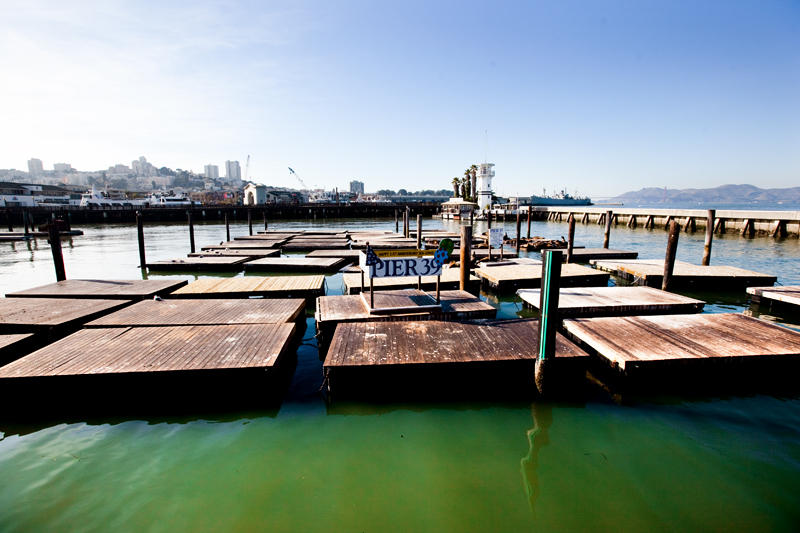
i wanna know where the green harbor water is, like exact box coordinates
[2,216,800,532]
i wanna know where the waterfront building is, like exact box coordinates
[27,158,44,175]
[476,163,495,211]
[243,183,268,205]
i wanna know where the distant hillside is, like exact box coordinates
[611,184,800,205]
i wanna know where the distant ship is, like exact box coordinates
[529,189,592,206]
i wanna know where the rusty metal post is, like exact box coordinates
[702,209,715,266]
[603,210,612,249]
[566,214,575,263]
[460,225,472,291]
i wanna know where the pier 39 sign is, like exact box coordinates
[359,249,442,278]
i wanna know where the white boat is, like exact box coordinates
[79,186,144,207]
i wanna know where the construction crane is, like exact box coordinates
[288,167,316,190]
[243,155,250,183]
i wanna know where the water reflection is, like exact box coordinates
[520,402,552,518]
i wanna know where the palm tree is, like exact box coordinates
[470,165,478,202]
[463,168,472,201]
[452,177,460,198]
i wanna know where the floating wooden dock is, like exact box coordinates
[747,286,800,308]
[475,263,609,293]
[517,286,705,318]
[323,318,589,399]
[590,259,777,289]
[6,279,188,300]
[0,324,298,411]
[0,298,131,334]
[0,333,37,367]
[563,313,800,384]
[342,268,480,295]
[146,256,249,271]
[169,275,324,300]
[202,241,283,250]
[315,290,496,352]
[281,239,350,251]
[188,249,281,258]
[567,248,638,262]
[244,257,348,272]
[305,249,362,261]
[86,298,305,328]
[454,249,518,260]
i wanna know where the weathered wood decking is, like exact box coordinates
[146,256,249,271]
[6,279,188,300]
[517,286,705,318]
[244,257,348,272]
[169,275,324,300]
[0,298,131,333]
[567,248,638,262]
[86,298,305,328]
[475,263,610,293]
[342,268,480,294]
[0,333,37,367]
[315,290,496,353]
[563,313,800,382]
[305,249,362,261]
[590,259,777,289]
[188,249,281,258]
[747,286,800,307]
[323,318,588,398]
[202,241,284,250]
[281,240,350,251]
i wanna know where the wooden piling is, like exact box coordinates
[417,215,422,249]
[516,212,522,255]
[566,214,576,263]
[136,212,146,269]
[702,209,715,266]
[460,225,472,291]
[527,207,532,239]
[5,209,11,232]
[264,210,268,231]
[48,225,66,282]
[225,214,230,242]
[248,209,253,236]
[603,210,612,249]
[395,209,399,233]
[662,220,680,291]
[23,210,29,235]
[188,212,195,254]
[536,249,562,394]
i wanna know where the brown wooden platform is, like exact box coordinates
[517,286,705,318]
[0,333,37,367]
[188,249,281,258]
[233,235,290,243]
[0,324,295,378]
[281,240,350,251]
[475,263,609,293]
[202,241,283,250]
[6,279,188,300]
[0,298,132,333]
[567,248,638,262]
[590,259,777,289]
[563,313,800,382]
[342,268,480,295]
[86,298,305,328]
[244,257,348,272]
[747,286,800,307]
[305,249,362,261]
[146,256,249,271]
[360,289,441,314]
[455,249,518,260]
[169,275,324,300]
[322,318,589,399]
[315,290,497,354]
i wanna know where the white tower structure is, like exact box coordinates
[476,163,495,211]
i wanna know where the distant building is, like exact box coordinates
[132,156,155,177]
[108,164,132,175]
[27,158,44,175]
[53,163,72,172]
[243,183,268,205]
[204,164,219,180]
[350,180,364,195]
[476,163,495,211]
[225,160,241,181]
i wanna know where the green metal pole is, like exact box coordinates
[536,249,562,394]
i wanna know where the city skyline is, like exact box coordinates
[2,1,798,198]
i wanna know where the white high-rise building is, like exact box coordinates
[350,180,364,195]
[27,158,44,175]
[204,164,219,180]
[225,160,241,182]
[54,163,72,172]
[476,163,495,211]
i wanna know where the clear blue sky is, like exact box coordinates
[1,0,798,197]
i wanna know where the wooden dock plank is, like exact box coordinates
[747,286,800,307]
[85,299,305,327]
[0,324,297,378]
[516,286,705,318]
[475,263,609,293]
[342,268,479,294]
[562,313,800,375]
[244,257,347,272]
[567,248,638,262]
[146,256,248,271]
[0,333,37,367]
[305,250,362,261]
[202,241,284,250]
[0,298,132,333]
[169,275,324,300]
[590,259,777,289]
[5,279,188,300]
[281,240,350,251]
[188,249,281,258]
